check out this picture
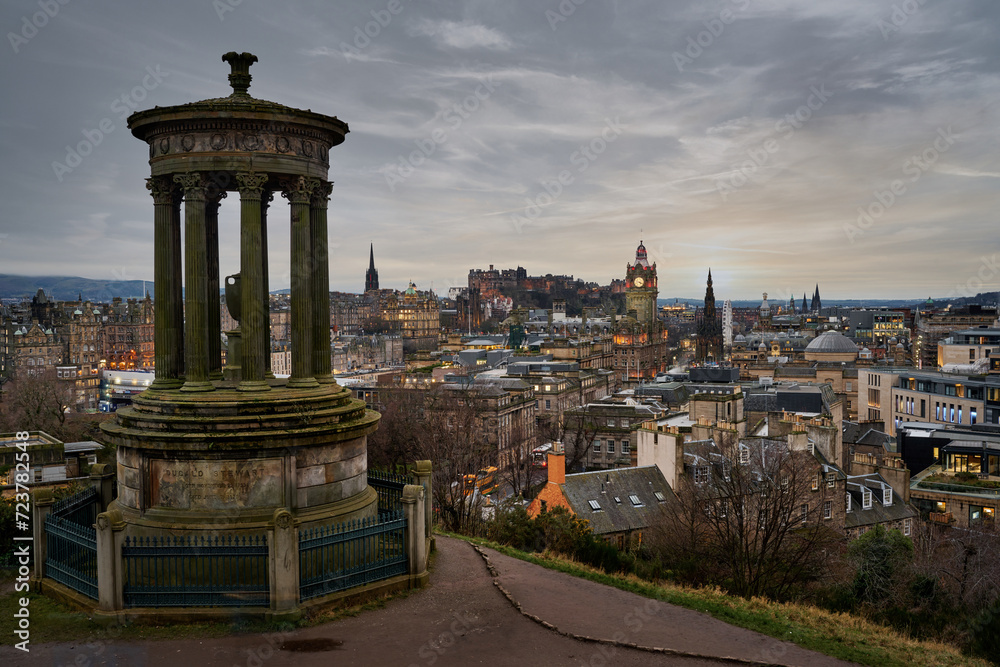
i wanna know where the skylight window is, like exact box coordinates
[629,494,642,506]
[654,491,666,502]
[588,500,602,511]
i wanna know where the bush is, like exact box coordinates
[967,597,1000,664]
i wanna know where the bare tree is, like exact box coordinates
[0,370,74,437]
[652,434,839,599]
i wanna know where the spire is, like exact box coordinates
[364,242,379,292]
[707,268,713,286]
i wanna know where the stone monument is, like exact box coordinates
[101,52,380,537]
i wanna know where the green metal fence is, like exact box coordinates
[367,469,413,515]
[122,535,269,608]
[44,514,98,600]
[299,510,407,601]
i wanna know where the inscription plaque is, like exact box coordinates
[150,458,283,510]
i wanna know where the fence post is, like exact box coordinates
[269,508,300,619]
[90,463,116,513]
[413,460,433,551]
[95,509,125,612]
[30,488,54,584]
[402,485,427,579]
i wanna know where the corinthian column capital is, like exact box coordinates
[146,176,178,205]
[173,172,207,199]
[310,180,334,207]
[280,176,317,204]
[235,171,269,199]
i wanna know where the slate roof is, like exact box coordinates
[845,474,917,529]
[561,466,674,535]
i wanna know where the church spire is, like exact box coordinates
[365,243,379,292]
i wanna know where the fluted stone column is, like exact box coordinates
[236,172,270,392]
[262,191,275,378]
[147,177,183,389]
[206,190,226,379]
[310,180,334,384]
[282,177,318,389]
[174,172,214,392]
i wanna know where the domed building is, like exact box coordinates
[804,330,859,363]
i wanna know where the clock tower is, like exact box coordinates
[625,240,658,329]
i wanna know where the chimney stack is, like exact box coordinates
[547,442,565,486]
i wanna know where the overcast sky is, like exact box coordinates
[1,0,999,302]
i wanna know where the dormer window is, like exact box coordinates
[862,488,872,510]
[846,493,852,512]
[883,487,892,506]
[738,445,750,465]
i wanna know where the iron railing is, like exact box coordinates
[367,469,413,515]
[51,485,99,527]
[44,513,98,600]
[299,510,407,601]
[122,535,269,608]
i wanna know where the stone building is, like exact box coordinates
[13,322,62,374]
[613,242,669,387]
[103,295,154,370]
[695,270,723,362]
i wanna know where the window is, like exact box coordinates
[694,466,709,485]
[846,493,852,513]
[588,500,602,511]
[593,440,601,453]
[846,381,852,391]
[607,440,615,454]
[545,399,551,410]
[862,488,872,510]
[903,518,911,536]
[629,494,642,507]
[654,491,666,502]
[800,503,809,523]
[738,445,750,465]
[883,488,892,506]
[621,440,630,454]
[823,501,832,519]
[613,496,621,504]
[811,475,819,491]
[827,472,836,488]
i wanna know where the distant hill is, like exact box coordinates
[0,274,153,302]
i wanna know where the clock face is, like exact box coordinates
[633,277,645,287]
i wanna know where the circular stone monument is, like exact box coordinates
[100,53,379,537]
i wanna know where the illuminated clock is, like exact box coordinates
[633,277,645,287]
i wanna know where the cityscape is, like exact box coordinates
[3,2,1000,666]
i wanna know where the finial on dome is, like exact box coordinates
[222,51,258,97]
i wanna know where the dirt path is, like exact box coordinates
[1,537,855,666]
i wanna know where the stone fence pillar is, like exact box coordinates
[30,488,54,583]
[413,460,433,550]
[402,484,427,577]
[269,508,300,618]
[95,509,125,612]
[90,463,116,512]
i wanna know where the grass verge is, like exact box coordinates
[444,532,988,667]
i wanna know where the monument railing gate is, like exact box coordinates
[121,534,269,607]
[367,468,414,516]
[298,509,408,601]
[44,486,100,600]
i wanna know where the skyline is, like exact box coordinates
[2,1,1000,301]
